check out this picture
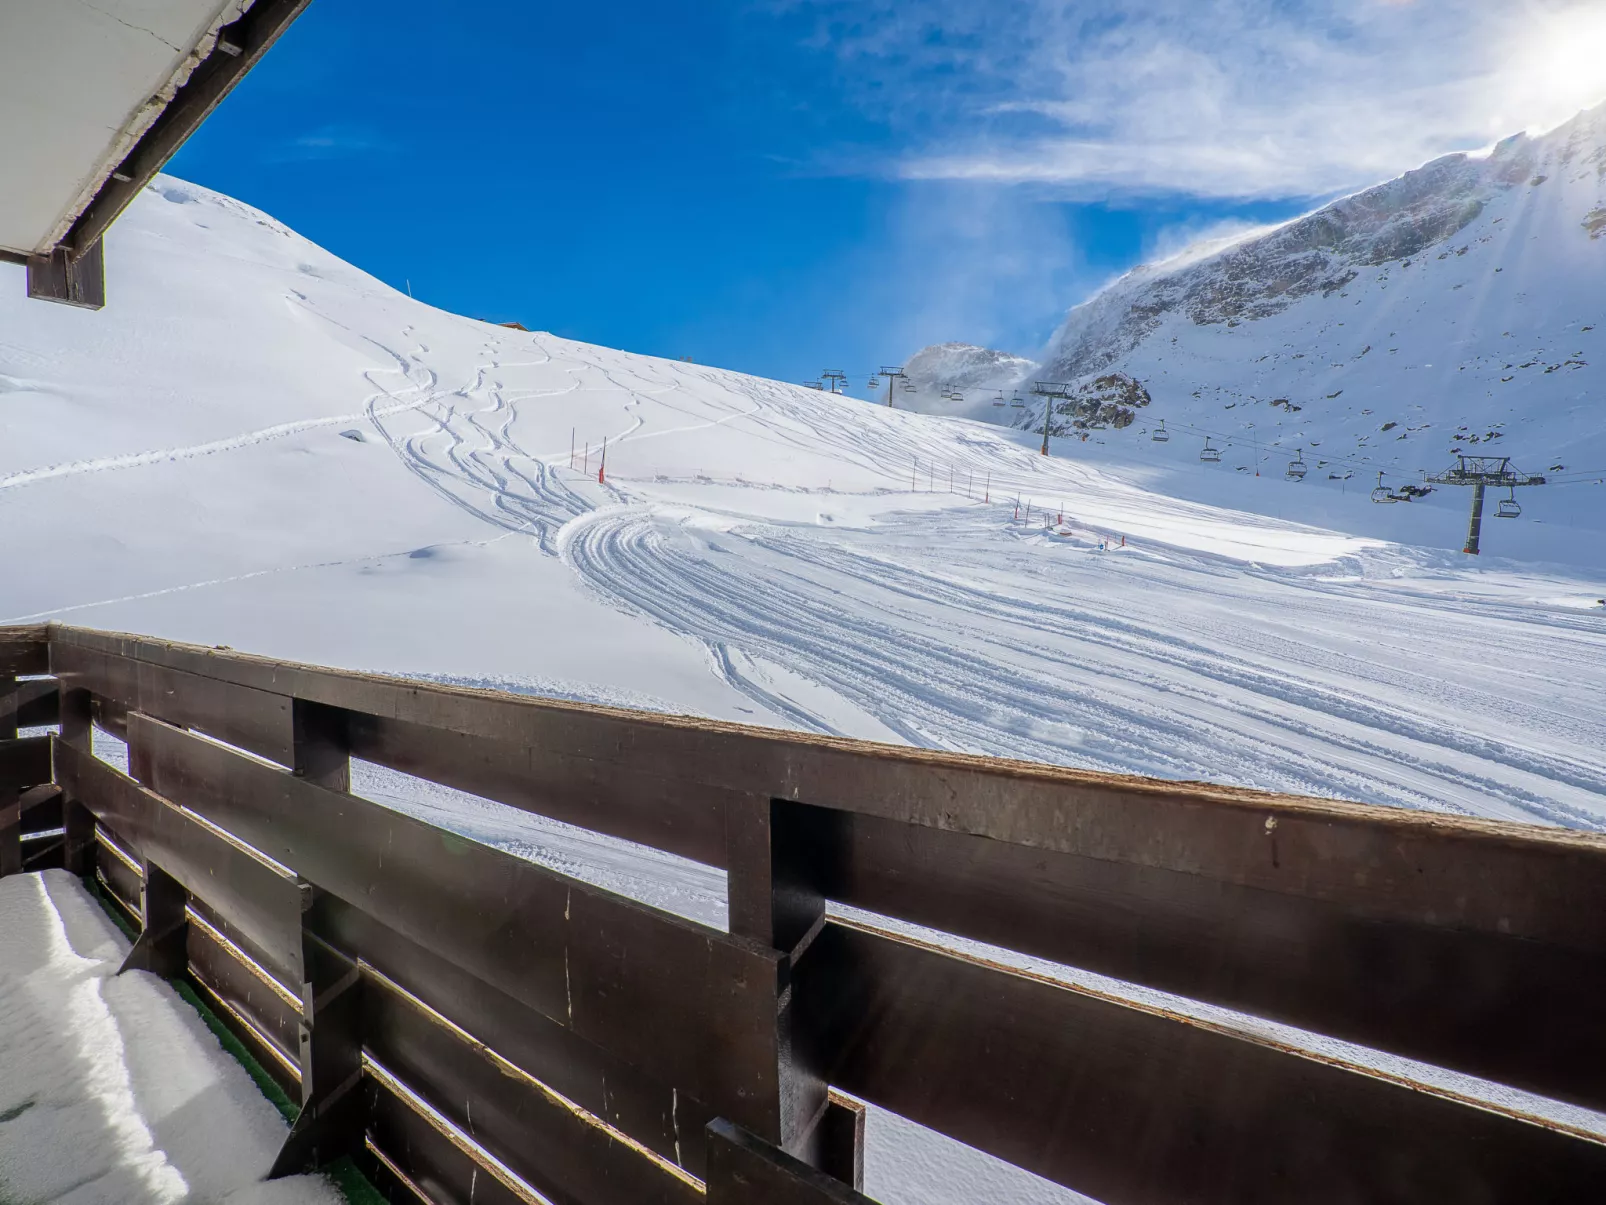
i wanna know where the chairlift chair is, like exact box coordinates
[1152,420,1170,443]
[1200,439,1221,463]
[1286,449,1308,480]
[951,389,965,403]
[903,381,916,392]
[1010,394,1025,408]
[1496,488,1521,519]
[868,376,880,390]
[992,391,1006,407]
[1370,472,1397,503]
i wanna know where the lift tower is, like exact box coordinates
[1030,382,1074,455]
[1425,456,1546,555]
[879,366,908,407]
[821,369,847,394]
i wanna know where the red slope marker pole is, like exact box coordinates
[599,437,607,484]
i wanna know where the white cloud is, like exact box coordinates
[780,0,1606,200]
[820,182,1089,360]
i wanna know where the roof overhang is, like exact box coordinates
[0,0,312,307]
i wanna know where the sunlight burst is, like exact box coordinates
[1510,9,1606,133]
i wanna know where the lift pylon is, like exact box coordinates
[1030,381,1075,456]
[878,366,908,407]
[1425,456,1546,554]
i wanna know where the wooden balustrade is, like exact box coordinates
[3,621,1604,1204]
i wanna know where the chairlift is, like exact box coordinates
[1199,438,1221,464]
[868,376,880,390]
[1009,393,1025,408]
[903,380,916,392]
[1152,420,1170,443]
[1496,488,1521,519]
[992,391,1006,407]
[1286,448,1308,481]
[951,389,965,403]
[1370,472,1397,503]
[805,380,823,390]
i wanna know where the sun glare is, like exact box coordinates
[1510,9,1606,133]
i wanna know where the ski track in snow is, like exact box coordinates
[352,335,1605,829]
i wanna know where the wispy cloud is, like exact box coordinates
[266,124,391,163]
[776,0,1606,200]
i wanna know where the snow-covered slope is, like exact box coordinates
[1035,105,1606,491]
[1,176,1603,842]
[3,169,1606,1205]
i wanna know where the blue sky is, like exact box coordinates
[169,0,1606,386]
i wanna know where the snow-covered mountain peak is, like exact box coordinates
[1027,102,1606,485]
[896,342,1039,417]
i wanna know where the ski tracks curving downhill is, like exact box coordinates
[375,337,1606,829]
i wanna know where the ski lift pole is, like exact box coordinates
[880,366,906,408]
[1425,455,1547,554]
[1031,382,1074,456]
[1464,481,1486,554]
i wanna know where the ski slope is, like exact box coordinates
[2,177,1603,832]
[4,176,1606,1205]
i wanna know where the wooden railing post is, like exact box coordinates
[292,700,349,791]
[0,673,16,876]
[0,674,15,743]
[58,686,96,874]
[270,887,367,1178]
[726,797,864,1187]
[705,1118,873,1204]
[118,859,189,976]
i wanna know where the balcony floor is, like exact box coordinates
[0,869,339,1205]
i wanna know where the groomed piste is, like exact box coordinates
[1,178,1604,1205]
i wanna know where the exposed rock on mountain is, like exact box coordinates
[1026,102,1606,484]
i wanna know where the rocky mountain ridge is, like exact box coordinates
[901,102,1606,492]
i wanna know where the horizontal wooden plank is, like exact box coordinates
[131,712,784,1136]
[365,973,702,1205]
[0,677,58,729]
[187,918,302,1072]
[51,641,294,767]
[706,1119,870,1205]
[345,711,737,869]
[0,626,49,676]
[799,802,1606,1111]
[95,830,144,917]
[187,965,303,1100]
[0,735,52,792]
[794,921,1606,1205]
[320,893,708,1177]
[18,786,63,835]
[50,626,1606,954]
[366,1067,530,1205]
[21,833,66,874]
[55,739,304,979]
[187,893,302,1006]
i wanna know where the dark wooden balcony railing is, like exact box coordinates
[3,622,1604,1203]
